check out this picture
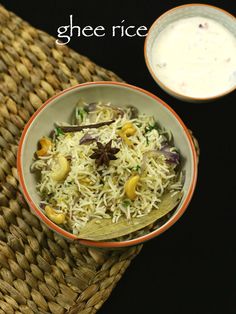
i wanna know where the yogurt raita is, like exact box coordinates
[151,17,236,98]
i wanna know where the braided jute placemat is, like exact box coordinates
[0,5,143,314]
[0,4,201,314]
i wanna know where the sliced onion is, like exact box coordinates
[126,105,139,119]
[160,144,180,164]
[100,104,124,118]
[86,102,98,112]
[79,133,97,145]
[85,103,124,122]
[39,202,46,209]
[141,147,180,171]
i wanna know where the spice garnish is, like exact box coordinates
[90,140,120,167]
[57,120,115,133]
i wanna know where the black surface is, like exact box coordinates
[1,1,236,313]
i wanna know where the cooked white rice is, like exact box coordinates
[32,102,182,234]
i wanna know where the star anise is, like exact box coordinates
[90,140,120,167]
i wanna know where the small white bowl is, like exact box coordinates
[144,4,236,102]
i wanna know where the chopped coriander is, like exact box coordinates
[146,136,149,145]
[122,200,131,208]
[133,165,141,172]
[55,127,64,136]
[77,108,87,122]
[145,121,159,133]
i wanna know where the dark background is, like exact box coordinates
[1,0,236,313]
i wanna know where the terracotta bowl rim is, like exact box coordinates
[17,81,198,248]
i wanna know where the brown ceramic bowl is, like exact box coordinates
[144,4,236,102]
[17,82,198,248]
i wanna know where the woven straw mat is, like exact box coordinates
[0,5,143,314]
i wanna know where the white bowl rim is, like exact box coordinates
[144,3,236,101]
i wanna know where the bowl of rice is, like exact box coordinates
[17,82,198,248]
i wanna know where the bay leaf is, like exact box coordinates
[78,191,182,241]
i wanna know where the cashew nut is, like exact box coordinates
[45,205,66,224]
[118,130,132,146]
[122,122,136,136]
[36,137,52,157]
[124,127,136,136]
[118,122,136,147]
[125,175,140,200]
[51,154,70,181]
